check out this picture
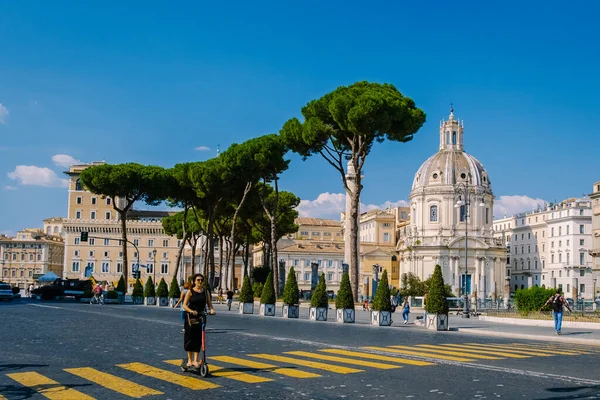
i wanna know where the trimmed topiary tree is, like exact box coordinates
[168,275,181,299]
[144,276,156,305]
[425,264,449,330]
[132,279,144,304]
[372,270,392,312]
[309,273,328,321]
[335,271,355,323]
[239,275,254,303]
[156,278,168,297]
[116,275,126,294]
[253,282,264,298]
[259,271,276,316]
[282,267,299,305]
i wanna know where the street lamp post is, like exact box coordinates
[152,248,157,286]
[454,173,485,318]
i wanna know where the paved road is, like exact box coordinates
[1,299,599,399]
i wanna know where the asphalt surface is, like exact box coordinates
[1,298,599,400]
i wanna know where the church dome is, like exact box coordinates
[411,110,491,192]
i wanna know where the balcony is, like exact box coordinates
[589,248,600,258]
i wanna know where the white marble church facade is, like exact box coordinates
[396,110,509,301]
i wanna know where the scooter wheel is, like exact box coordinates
[199,363,209,377]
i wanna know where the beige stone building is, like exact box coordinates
[590,182,600,293]
[62,162,182,290]
[0,229,64,289]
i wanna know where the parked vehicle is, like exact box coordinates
[0,283,13,301]
[31,279,92,300]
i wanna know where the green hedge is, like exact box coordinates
[252,282,264,298]
[282,267,299,305]
[260,272,276,304]
[310,273,328,308]
[156,278,168,298]
[335,271,354,310]
[168,275,181,298]
[132,279,143,297]
[106,290,118,300]
[372,270,392,312]
[239,275,254,303]
[143,277,155,298]
[425,265,449,314]
[515,286,556,313]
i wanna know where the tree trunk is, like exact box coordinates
[218,236,224,290]
[173,234,186,283]
[202,237,209,277]
[191,236,197,274]
[119,210,129,290]
[244,234,250,278]
[232,242,240,290]
[224,237,231,289]
[349,161,363,302]
[227,182,252,290]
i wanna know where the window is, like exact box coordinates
[534,260,538,269]
[559,241,561,247]
[580,269,585,277]
[312,232,320,236]
[580,284,585,293]
[304,272,310,281]
[90,211,96,220]
[163,239,169,247]
[551,241,554,248]
[323,232,331,236]
[551,228,554,237]
[566,253,570,264]
[294,259,299,266]
[75,238,80,245]
[528,233,531,239]
[89,251,94,257]
[76,197,82,204]
[429,205,438,222]
[521,234,524,240]
[528,261,531,269]
[133,239,139,246]
[383,223,391,228]
[580,253,585,265]
[580,239,585,246]
[89,238,95,245]
[101,262,109,273]
[148,251,153,259]
[580,209,584,216]
[580,225,585,234]
[301,231,308,236]
[87,262,95,273]
[105,212,111,220]
[105,197,111,205]
[162,252,167,259]
[148,239,154,247]
[116,263,123,273]
[559,254,562,263]
[459,205,466,222]
[76,211,81,219]
[91,197,97,205]
[147,263,153,273]
[559,227,562,236]
[104,239,110,246]
[383,232,390,242]
[29,254,33,261]
[104,251,109,258]
[327,272,333,281]
[74,250,79,257]
[528,246,530,253]
[75,179,83,191]
[327,260,333,267]
[566,226,569,235]
[161,264,168,274]
[542,244,545,252]
[551,254,555,263]
[72,262,80,272]
[305,260,310,267]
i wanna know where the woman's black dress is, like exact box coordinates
[184,289,207,352]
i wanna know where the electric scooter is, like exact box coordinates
[181,311,210,377]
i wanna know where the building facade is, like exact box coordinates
[0,229,64,289]
[396,110,508,301]
[590,182,600,296]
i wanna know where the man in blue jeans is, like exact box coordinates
[542,289,572,335]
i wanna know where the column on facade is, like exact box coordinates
[490,257,497,299]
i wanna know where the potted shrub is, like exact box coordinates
[309,273,328,321]
[144,277,156,305]
[81,289,93,303]
[156,278,169,307]
[335,271,355,323]
[116,275,126,303]
[238,275,254,314]
[168,275,181,307]
[132,279,144,304]
[371,270,393,326]
[252,282,264,298]
[259,272,276,316]
[282,267,300,318]
[425,264,449,331]
[105,290,119,304]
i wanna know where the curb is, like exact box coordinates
[454,327,600,345]
[479,316,600,330]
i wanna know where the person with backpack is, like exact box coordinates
[542,289,572,335]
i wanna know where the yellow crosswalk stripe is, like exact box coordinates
[509,343,598,354]
[437,344,532,358]
[163,360,272,383]
[508,344,588,355]
[210,355,321,379]
[0,394,6,400]
[405,345,502,360]
[478,343,584,356]
[7,371,95,400]
[64,367,163,398]
[461,344,557,356]
[117,362,219,390]
[249,354,363,374]
[319,349,435,366]
[362,346,476,362]
[285,351,401,370]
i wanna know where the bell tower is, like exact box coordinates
[439,105,464,151]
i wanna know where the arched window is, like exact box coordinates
[429,205,438,222]
[46,227,51,235]
[446,131,450,144]
[514,284,518,291]
[75,179,83,191]
[521,284,525,290]
[53,226,59,233]
[452,131,457,145]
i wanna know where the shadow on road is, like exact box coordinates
[205,328,247,334]
[0,364,49,372]
[0,382,93,400]
[535,385,600,399]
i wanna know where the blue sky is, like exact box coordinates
[1,0,599,235]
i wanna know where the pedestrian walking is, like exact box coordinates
[402,296,411,324]
[226,288,234,310]
[183,273,215,369]
[542,289,572,335]
[174,283,190,333]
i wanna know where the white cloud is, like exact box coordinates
[493,195,549,219]
[297,192,409,219]
[7,165,69,188]
[52,154,81,168]
[0,103,8,124]
[195,146,211,151]
[4,185,17,191]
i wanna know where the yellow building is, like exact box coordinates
[0,229,64,289]
[62,162,182,290]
